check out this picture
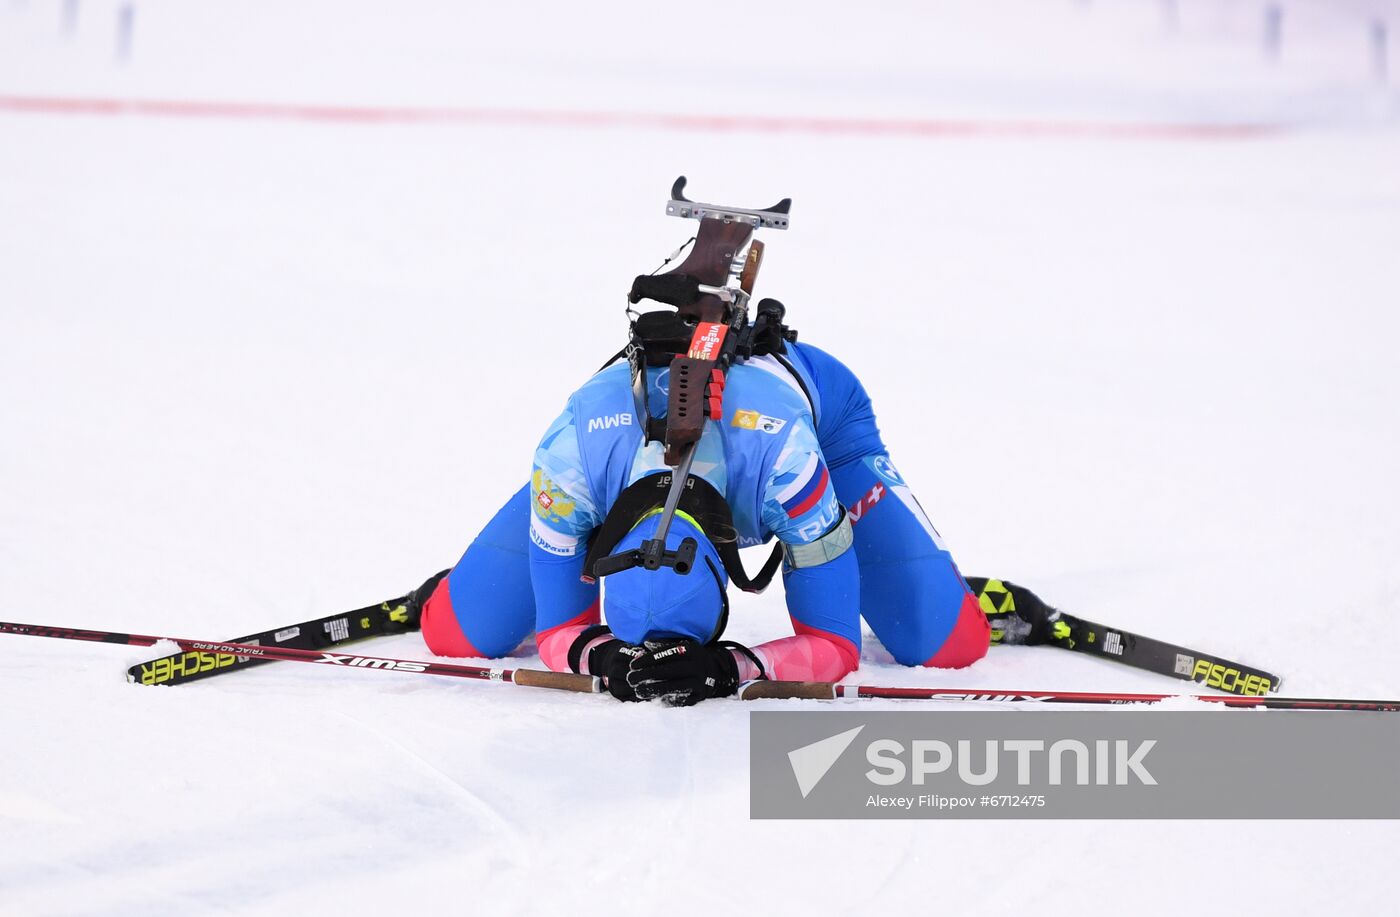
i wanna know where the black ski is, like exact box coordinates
[126,595,414,687]
[969,578,1282,696]
[1051,612,1281,696]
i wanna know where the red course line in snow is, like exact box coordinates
[0,95,1285,140]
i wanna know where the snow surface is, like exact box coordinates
[2,1,1399,914]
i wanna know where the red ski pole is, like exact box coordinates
[12,619,1389,710]
[0,620,600,694]
[738,680,1400,712]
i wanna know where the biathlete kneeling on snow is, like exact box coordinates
[397,179,1030,705]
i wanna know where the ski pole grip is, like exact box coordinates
[738,680,839,700]
[512,669,602,693]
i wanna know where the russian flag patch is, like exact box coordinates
[777,453,831,519]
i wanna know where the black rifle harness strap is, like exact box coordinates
[582,472,785,594]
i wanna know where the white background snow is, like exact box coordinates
[2,0,1399,913]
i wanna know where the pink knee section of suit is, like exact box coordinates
[921,591,991,669]
[746,620,860,682]
[536,603,602,673]
[420,577,487,658]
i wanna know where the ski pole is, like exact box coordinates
[737,680,1400,712]
[0,620,600,694]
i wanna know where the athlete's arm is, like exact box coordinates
[741,419,862,682]
[527,403,604,672]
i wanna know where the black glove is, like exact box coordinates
[626,638,761,707]
[568,625,644,702]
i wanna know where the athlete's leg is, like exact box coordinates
[421,484,537,658]
[832,457,989,667]
[789,343,989,668]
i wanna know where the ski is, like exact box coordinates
[125,596,416,687]
[968,578,1282,696]
[0,620,599,694]
[1051,612,1280,696]
[738,681,1400,712]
